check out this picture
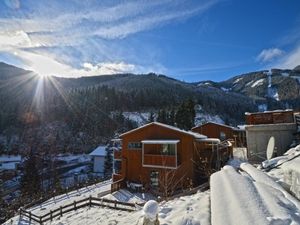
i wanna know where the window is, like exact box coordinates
[220,131,226,141]
[114,160,121,174]
[128,142,142,149]
[162,144,176,155]
[150,171,159,187]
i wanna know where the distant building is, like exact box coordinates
[0,155,22,171]
[245,110,297,161]
[89,146,107,174]
[192,122,246,147]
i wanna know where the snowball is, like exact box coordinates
[143,200,159,221]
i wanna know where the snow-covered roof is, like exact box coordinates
[142,140,180,144]
[0,162,18,170]
[192,121,236,130]
[90,146,106,157]
[120,122,207,139]
[196,138,221,143]
[0,155,22,163]
[245,109,293,115]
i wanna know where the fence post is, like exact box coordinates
[60,206,63,217]
[74,200,77,210]
[40,216,43,225]
[50,210,53,221]
[89,195,92,207]
[29,211,32,223]
[114,200,117,208]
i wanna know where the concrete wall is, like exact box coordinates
[93,156,105,173]
[245,123,296,162]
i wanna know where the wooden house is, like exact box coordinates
[111,122,232,195]
[191,122,246,147]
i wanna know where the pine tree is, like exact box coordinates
[104,146,113,178]
[20,150,41,197]
[148,111,155,122]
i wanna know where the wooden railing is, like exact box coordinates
[111,178,125,193]
[143,154,177,168]
[19,196,138,224]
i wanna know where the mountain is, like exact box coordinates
[1,62,300,154]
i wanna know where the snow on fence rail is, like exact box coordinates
[19,196,141,224]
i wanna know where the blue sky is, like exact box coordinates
[0,0,299,82]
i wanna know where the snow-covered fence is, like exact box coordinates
[19,195,140,224]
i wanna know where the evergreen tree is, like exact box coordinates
[148,111,155,122]
[20,150,41,197]
[104,146,113,178]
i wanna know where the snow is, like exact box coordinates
[89,145,106,157]
[258,104,268,112]
[211,164,300,225]
[56,154,91,163]
[194,112,224,126]
[251,78,265,88]
[123,112,150,126]
[120,122,207,139]
[221,87,231,92]
[0,155,21,162]
[233,77,243,84]
[263,145,300,201]
[143,200,159,221]
[5,187,211,225]
[141,140,180,144]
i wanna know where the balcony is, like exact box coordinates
[141,140,180,169]
[143,154,177,168]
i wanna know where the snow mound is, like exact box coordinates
[143,200,159,221]
[211,164,300,225]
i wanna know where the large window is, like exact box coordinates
[150,171,159,187]
[162,144,176,155]
[128,142,142,150]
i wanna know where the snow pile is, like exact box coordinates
[262,145,300,200]
[143,200,159,221]
[211,164,300,225]
[251,78,265,88]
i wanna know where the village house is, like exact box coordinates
[191,122,246,147]
[111,122,232,195]
[245,109,297,161]
[89,146,107,174]
[0,155,22,171]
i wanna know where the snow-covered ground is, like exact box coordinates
[251,78,265,88]
[56,154,91,163]
[5,183,211,225]
[211,164,300,225]
[194,112,224,126]
[123,112,150,126]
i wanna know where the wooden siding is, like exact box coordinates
[246,111,294,125]
[192,123,234,140]
[116,123,195,191]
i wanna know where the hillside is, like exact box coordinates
[1,62,300,155]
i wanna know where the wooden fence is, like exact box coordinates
[19,196,139,224]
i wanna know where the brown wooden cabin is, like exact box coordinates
[191,122,246,147]
[245,110,294,125]
[111,122,232,195]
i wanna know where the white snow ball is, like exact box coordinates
[143,200,159,221]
